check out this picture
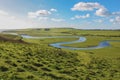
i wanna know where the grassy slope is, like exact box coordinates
[0,29,120,80]
[0,33,21,40]
[0,33,25,43]
[0,38,120,80]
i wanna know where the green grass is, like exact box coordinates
[23,35,120,58]
[23,38,78,45]
[0,40,120,80]
[62,36,108,48]
[60,36,120,58]
[0,28,120,80]
[0,33,21,40]
[5,28,120,37]
[4,28,74,36]
[70,30,120,37]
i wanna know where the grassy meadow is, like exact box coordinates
[0,28,120,80]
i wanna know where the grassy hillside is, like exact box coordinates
[0,33,21,40]
[0,28,120,80]
[0,33,24,43]
[0,39,120,80]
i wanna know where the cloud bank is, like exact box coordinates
[110,16,120,24]
[28,10,51,19]
[71,2,111,17]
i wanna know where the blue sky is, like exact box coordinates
[0,0,120,29]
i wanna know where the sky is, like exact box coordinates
[0,0,120,29]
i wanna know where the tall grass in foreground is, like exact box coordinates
[0,40,120,80]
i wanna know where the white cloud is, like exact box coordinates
[71,2,111,17]
[28,9,58,19]
[71,2,104,11]
[95,8,110,17]
[51,18,65,22]
[110,16,120,24]
[75,14,90,19]
[112,11,120,16]
[36,10,51,15]
[50,8,57,12]
[71,14,90,20]
[28,10,51,19]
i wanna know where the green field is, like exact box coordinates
[4,28,120,37]
[0,28,120,80]
[62,36,120,58]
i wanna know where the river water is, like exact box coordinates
[2,33,120,50]
[21,34,116,50]
[50,37,111,50]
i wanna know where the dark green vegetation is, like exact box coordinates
[0,28,120,80]
[0,33,24,43]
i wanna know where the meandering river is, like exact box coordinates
[49,37,111,50]
[2,33,120,50]
[21,34,119,50]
